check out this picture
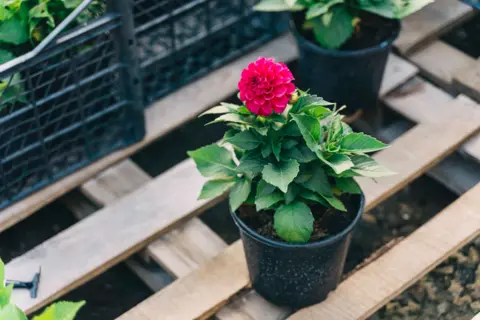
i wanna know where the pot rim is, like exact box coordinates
[290,16,401,57]
[231,193,366,249]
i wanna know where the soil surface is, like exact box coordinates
[441,15,480,58]
[237,194,359,243]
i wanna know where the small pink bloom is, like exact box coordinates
[238,57,295,116]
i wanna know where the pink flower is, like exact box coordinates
[238,57,295,116]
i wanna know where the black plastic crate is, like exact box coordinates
[132,0,289,106]
[0,1,145,209]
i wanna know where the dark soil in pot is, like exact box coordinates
[291,11,400,114]
[232,193,365,308]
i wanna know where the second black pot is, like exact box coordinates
[291,16,400,114]
[231,194,365,309]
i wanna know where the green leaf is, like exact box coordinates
[311,4,354,49]
[321,194,346,211]
[335,177,361,194]
[255,191,284,211]
[292,94,330,114]
[0,49,14,64]
[0,284,12,308]
[274,202,314,243]
[200,103,240,116]
[340,133,388,153]
[188,144,236,178]
[254,0,305,11]
[300,189,328,207]
[199,179,236,199]
[272,140,281,162]
[261,143,272,158]
[207,113,249,126]
[300,163,332,196]
[282,139,298,150]
[236,158,267,174]
[302,106,333,119]
[262,159,300,193]
[283,145,317,163]
[229,178,252,212]
[32,301,86,320]
[291,114,322,152]
[351,155,396,178]
[0,303,27,320]
[0,18,28,44]
[284,183,300,204]
[282,121,302,137]
[256,179,276,197]
[358,0,433,19]
[306,0,344,19]
[29,4,55,28]
[225,130,262,150]
[316,151,354,174]
[62,0,84,9]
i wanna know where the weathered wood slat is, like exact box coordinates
[379,54,418,96]
[410,40,476,90]
[116,118,480,320]
[7,160,217,314]
[289,183,480,320]
[453,59,480,102]
[0,33,299,234]
[384,77,480,163]
[395,0,474,55]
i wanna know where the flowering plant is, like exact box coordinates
[188,57,394,243]
[254,0,434,49]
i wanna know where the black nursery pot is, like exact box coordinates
[231,194,365,309]
[291,15,400,113]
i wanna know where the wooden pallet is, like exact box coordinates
[3,1,480,319]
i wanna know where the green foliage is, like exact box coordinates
[274,202,314,243]
[188,90,394,243]
[32,301,86,320]
[254,0,434,49]
[0,258,85,320]
[0,0,105,113]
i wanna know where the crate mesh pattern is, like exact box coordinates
[133,0,288,105]
[0,18,141,209]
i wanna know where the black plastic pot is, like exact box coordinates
[291,16,400,114]
[231,194,365,308]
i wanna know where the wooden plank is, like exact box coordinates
[410,40,476,90]
[0,33,299,234]
[116,119,480,320]
[384,78,480,163]
[453,59,480,102]
[289,183,480,320]
[7,159,218,314]
[379,54,418,96]
[395,0,474,55]
[378,121,480,196]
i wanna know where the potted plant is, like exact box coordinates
[253,0,433,115]
[188,57,394,308]
[0,258,85,319]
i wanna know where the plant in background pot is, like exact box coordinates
[0,258,85,320]
[254,0,433,115]
[188,57,395,308]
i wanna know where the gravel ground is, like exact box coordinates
[371,238,480,320]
